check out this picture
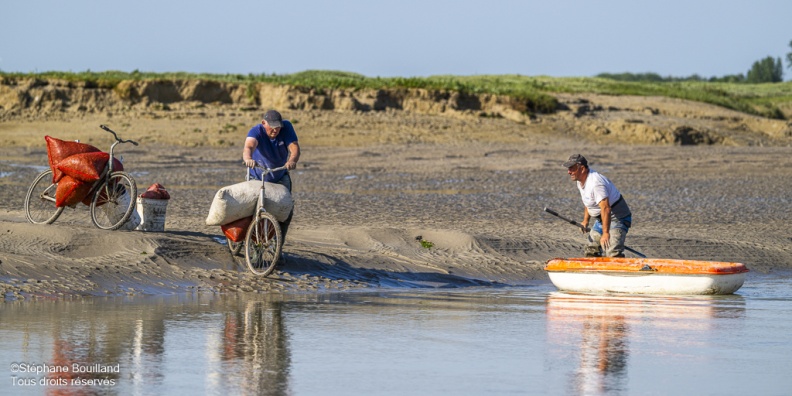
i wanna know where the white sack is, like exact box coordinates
[100,188,141,230]
[205,180,293,226]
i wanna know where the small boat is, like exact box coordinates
[544,257,749,295]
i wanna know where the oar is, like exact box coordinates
[543,207,647,258]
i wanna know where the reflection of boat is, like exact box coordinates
[545,257,749,295]
[546,292,717,331]
[544,292,730,395]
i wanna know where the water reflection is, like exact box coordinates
[0,295,290,396]
[545,292,745,396]
[217,299,289,396]
[2,287,783,395]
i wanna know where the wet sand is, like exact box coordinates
[1,109,791,300]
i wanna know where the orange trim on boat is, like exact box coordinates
[545,257,749,275]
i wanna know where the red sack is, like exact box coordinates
[56,152,123,183]
[82,191,99,207]
[221,216,254,243]
[55,175,93,207]
[139,183,170,200]
[45,136,100,183]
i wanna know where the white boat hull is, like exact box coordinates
[547,271,747,295]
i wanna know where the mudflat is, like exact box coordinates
[1,94,791,300]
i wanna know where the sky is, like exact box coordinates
[2,0,791,79]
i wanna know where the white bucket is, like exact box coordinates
[136,197,168,232]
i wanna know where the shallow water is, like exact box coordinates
[2,274,791,395]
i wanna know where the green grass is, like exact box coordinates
[524,76,792,119]
[2,70,790,119]
[419,239,434,249]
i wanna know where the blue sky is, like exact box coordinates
[2,0,791,79]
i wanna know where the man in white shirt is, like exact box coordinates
[564,154,632,257]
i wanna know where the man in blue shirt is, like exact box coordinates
[242,110,301,243]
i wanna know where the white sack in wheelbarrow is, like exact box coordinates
[205,180,293,225]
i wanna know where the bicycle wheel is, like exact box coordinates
[24,170,65,224]
[90,171,137,230]
[227,237,243,256]
[244,212,282,276]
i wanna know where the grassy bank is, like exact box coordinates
[2,70,791,119]
[446,74,792,119]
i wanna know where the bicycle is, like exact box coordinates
[24,125,139,230]
[239,164,286,276]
